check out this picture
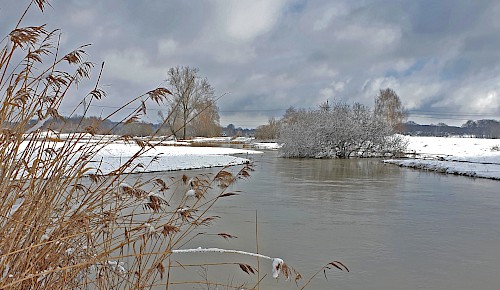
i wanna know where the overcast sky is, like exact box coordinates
[3,0,500,127]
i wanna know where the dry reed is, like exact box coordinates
[0,1,346,289]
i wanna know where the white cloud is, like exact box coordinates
[313,64,338,78]
[474,91,499,111]
[187,0,287,65]
[313,6,348,31]
[361,76,443,109]
[214,0,286,42]
[319,87,334,99]
[158,39,178,56]
[331,80,348,92]
[434,72,500,114]
[319,79,348,100]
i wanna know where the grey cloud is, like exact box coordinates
[2,0,500,127]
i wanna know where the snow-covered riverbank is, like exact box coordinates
[384,136,500,180]
[22,134,500,179]
[92,143,262,174]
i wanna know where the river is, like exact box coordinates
[148,151,500,289]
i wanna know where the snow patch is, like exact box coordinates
[384,136,500,180]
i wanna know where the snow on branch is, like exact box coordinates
[172,247,285,279]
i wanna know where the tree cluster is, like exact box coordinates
[403,119,500,138]
[255,117,280,140]
[461,119,500,138]
[161,66,221,139]
[374,88,408,132]
[279,101,407,158]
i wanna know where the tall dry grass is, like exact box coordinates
[0,1,347,289]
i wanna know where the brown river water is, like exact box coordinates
[139,151,500,290]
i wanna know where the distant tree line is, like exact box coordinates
[405,119,500,138]
[36,116,153,137]
[33,116,258,139]
[36,114,218,138]
[461,119,500,138]
[221,124,255,137]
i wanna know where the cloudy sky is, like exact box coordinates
[2,0,500,127]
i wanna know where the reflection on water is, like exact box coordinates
[144,151,500,290]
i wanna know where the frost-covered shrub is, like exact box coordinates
[279,102,407,158]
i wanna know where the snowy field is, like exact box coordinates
[87,137,284,174]
[384,136,500,180]
[20,135,500,179]
[17,133,282,176]
[92,143,262,174]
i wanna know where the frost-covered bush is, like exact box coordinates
[278,110,319,157]
[279,102,407,158]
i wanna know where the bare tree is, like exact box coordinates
[374,88,408,132]
[158,106,182,138]
[165,66,215,139]
[190,98,221,137]
[475,119,500,138]
[255,117,280,140]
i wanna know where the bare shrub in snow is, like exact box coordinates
[279,101,407,158]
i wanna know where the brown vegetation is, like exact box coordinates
[374,88,408,133]
[162,66,221,139]
[0,1,345,289]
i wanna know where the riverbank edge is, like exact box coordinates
[383,158,500,181]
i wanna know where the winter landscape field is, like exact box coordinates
[384,136,500,180]
[77,135,500,181]
[3,1,500,289]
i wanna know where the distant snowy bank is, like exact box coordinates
[92,143,262,174]
[25,134,500,179]
[251,142,281,150]
[384,136,500,180]
[18,135,270,175]
[92,137,281,174]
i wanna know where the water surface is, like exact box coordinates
[153,151,500,289]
